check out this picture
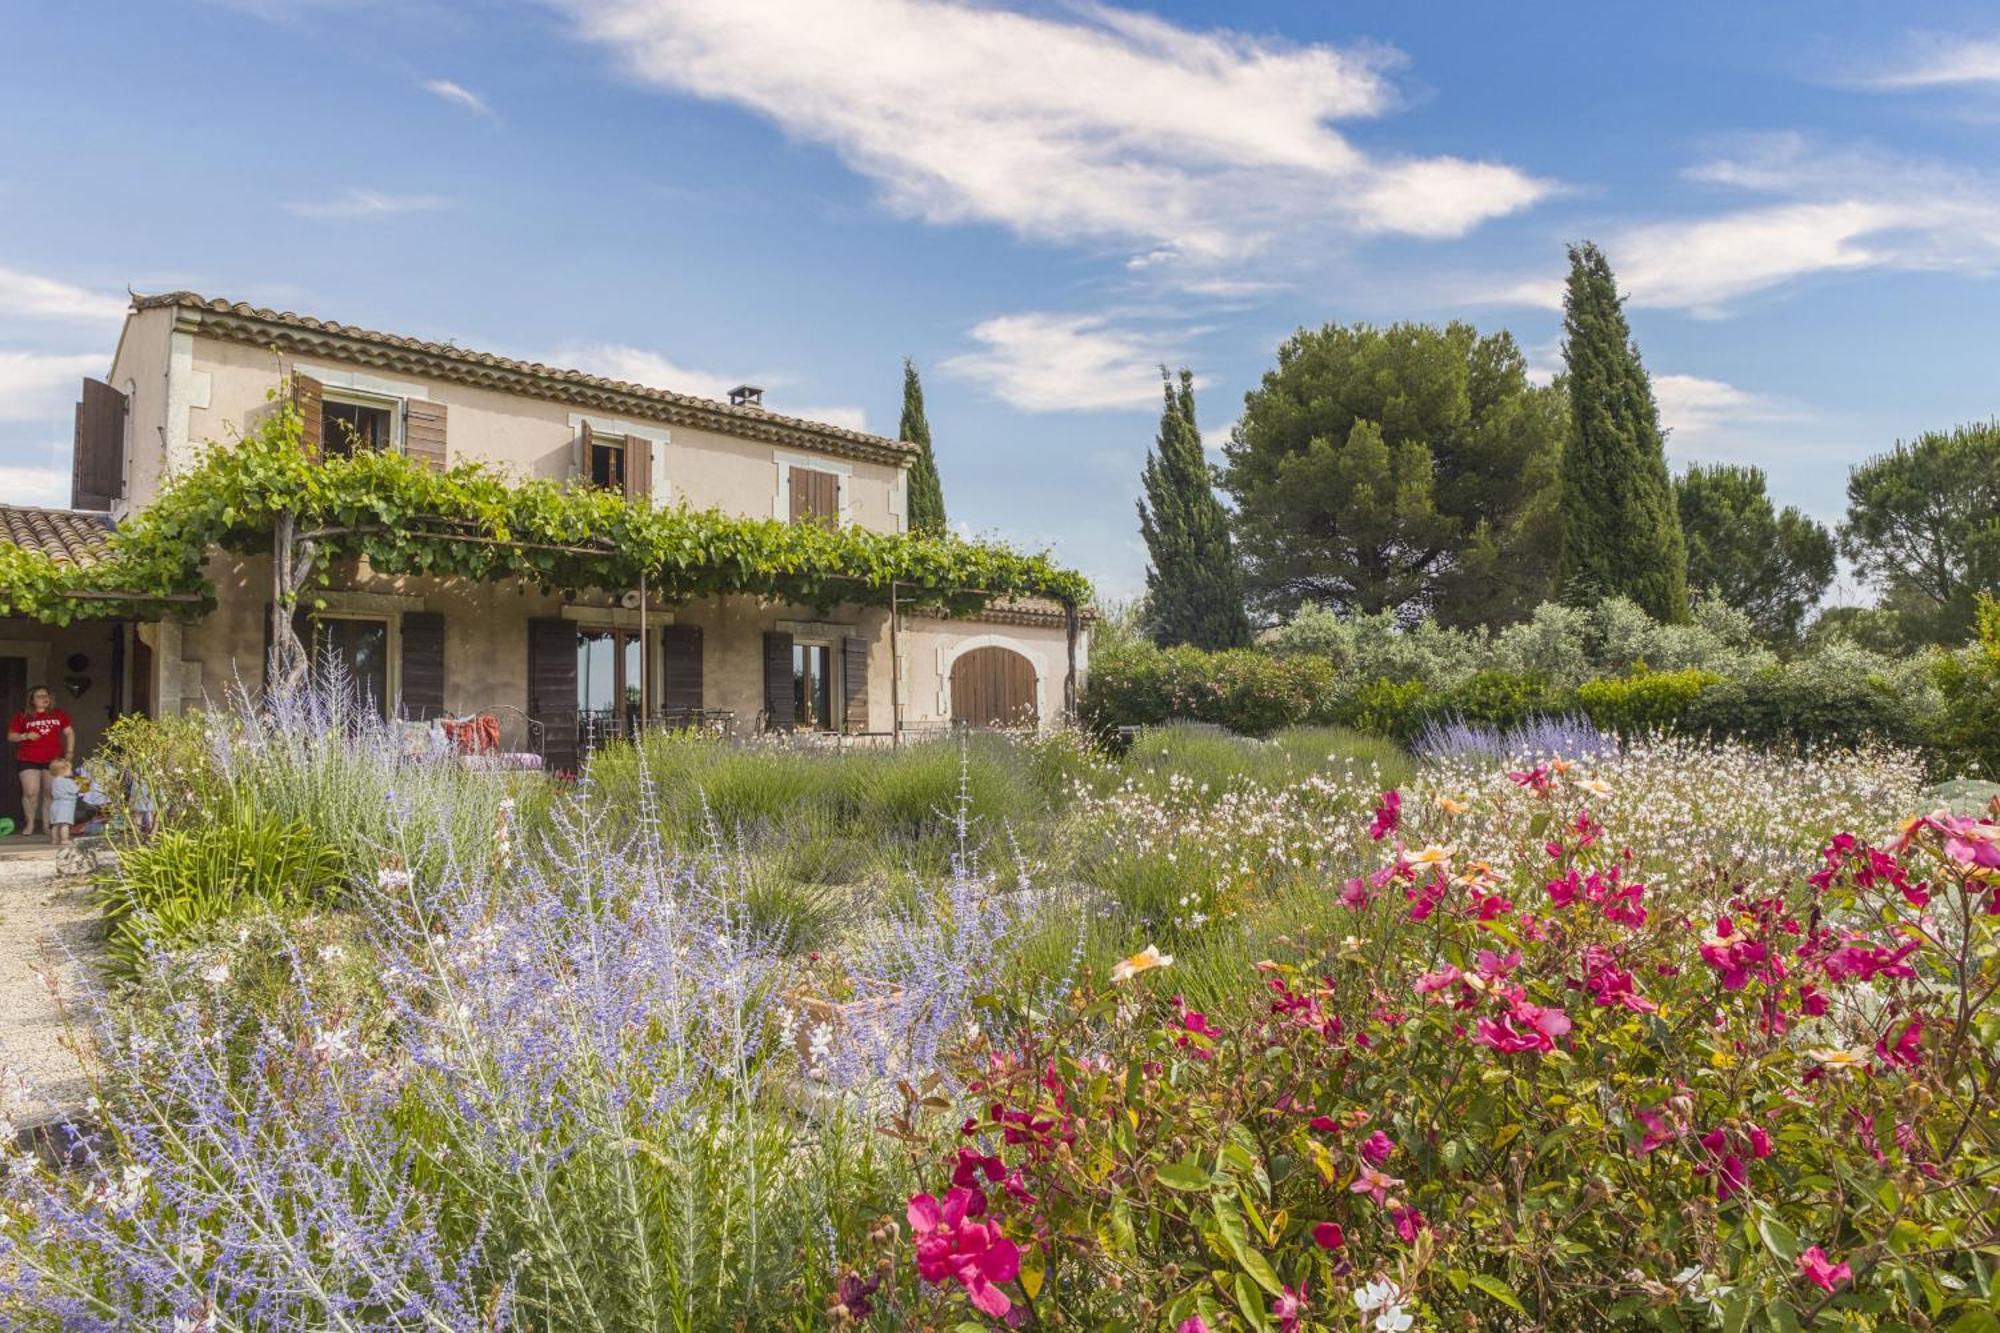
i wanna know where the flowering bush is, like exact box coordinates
[888,761,1998,1329]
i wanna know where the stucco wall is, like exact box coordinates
[900,617,1084,729]
[161,563,1077,739]
[103,304,177,518]
[137,333,907,533]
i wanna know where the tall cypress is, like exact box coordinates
[900,358,947,534]
[1556,242,1688,620]
[1139,367,1252,648]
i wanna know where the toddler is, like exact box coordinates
[46,758,80,845]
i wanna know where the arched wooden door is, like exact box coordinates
[950,646,1037,729]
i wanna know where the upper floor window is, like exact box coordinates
[789,466,840,529]
[323,395,396,457]
[589,433,627,490]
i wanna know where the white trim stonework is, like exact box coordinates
[934,633,1049,727]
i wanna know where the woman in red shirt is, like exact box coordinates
[8,686,73,838]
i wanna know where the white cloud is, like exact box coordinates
[423,78,495,118]
[1856,34,2000,89]
[0,266,127,324]
[557,0,1550,269]
[0,352,103,421]
[1652,373,1800,447]
[555,342,866,433]
[942,312,1193,413]
[1485,136,2000,314]
[0,462,68,506]
[283,189,450,221]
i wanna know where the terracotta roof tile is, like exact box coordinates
[130,290,914,463]
[0,505,115,568]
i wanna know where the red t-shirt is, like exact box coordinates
[10,709,70,764]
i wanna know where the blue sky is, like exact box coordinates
[5,1,2000,602]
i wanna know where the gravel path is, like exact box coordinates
[0,847,102,1128]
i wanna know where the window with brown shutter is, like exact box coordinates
[788,467,840,528]
[528,618,581,773]
[400,612,446,718]
[405,400,448,473]
[624,436,653,505]
[292,373,324,457]
[72,378,127,509]
[762,631,796,730]
[661,623,703,718]
[842,635,869,733]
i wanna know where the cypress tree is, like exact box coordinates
[1557,242,1688,620]
[1139,367,1252,648]
[900,358,947,534]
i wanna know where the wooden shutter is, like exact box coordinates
[405,400,448,473]
[660,623,703,717]
[842,635,869,733]
[789,468,839,528]
[400,612,446,719]
[292,373,324,457]
[71,378,127,509]
[762,631,795,730]
[625,437,652,505]
[571,420,592,483]
[527,617,580,773]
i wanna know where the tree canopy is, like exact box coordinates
[1838,421,2000,644]
[1556,242,1688,622]
[900,358,947,535]
[1220,320,1565,626]
[1675,462,1835,643]
[1137,368,1250,649]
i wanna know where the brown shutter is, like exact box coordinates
[762,631,795,730]
[790,468,839,528]
[842,635,868,733]
[625,436,652,505]
[400,612,446,719]
[660,623,703,718]
[528,617,580,773]
[405,400,448,473]
[71,378,127,509]
[292,373,324,457]
[571,420,592,483]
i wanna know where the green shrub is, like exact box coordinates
[1927,595,2000,779]
[91,711,226,829]
[1081,641,1334,737]
[97,806,345,975]
[1324,677,1434,742]
[1684,668,1923,753]
[1575,668,1716,736]
[1427,668,1568,731]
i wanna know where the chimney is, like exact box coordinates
[727,384,764,408]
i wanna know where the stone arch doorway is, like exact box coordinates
[949,645,1038,729]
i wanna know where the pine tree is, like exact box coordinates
[1139,367,1252,649]
[900,358,947,534]
[1557,242,1688,621]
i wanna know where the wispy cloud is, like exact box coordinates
[283,189,450,221]
[555,342,866,433]
[0,461,69,506]
[0,351,104,421]
[1852,33,2000,89]
[943,312,1194,413]
[0,266,127,324]
[556,0,1551,279]
[422,78,496,118]
[1653,373,1801,448]
[1486,135,2000,315]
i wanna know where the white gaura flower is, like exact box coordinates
[199,961,230,987]
[1110,944,1174,983]
[310,1026,357,1061]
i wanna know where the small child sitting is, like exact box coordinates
[46,758,80,845]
